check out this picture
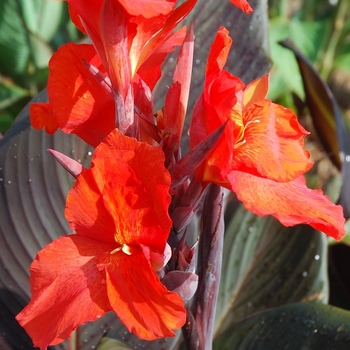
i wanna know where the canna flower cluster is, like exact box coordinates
[17,0,345,349]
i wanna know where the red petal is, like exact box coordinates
[227,171,346,240]
[68,0,102,34]
[48,43,115,146]
[232,100,313,181]
[230,0,253,13]
[159,81,182,139]
[137,26,186,91]
[171,25,194,138]
[190,90,237,183]
[65,167,117,244]
[102,182,170,250]
[67,2,87,34]
[30,103,59,134]
[119,0,176,17]
[135,0,196,73]
[67,0,107,67]
[243,74,269,106]
[207,70,244,118]
[66,130,172,250]
[205,27,232,84]
[100,0,132,98]
[102,249,186,340]
[92,129,172,236]
[16,235,113,350]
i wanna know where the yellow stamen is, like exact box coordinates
[110,243,135,255]
[234,119,260,149]
[110,246,122,255]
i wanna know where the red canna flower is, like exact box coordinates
[16,129,186,349]
[67,0,195,97]
[30,0,196,145]
[190,27,345,240]
[230,0,253,13]
[30,43,116,147]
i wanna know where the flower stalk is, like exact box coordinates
[191,184,225,350]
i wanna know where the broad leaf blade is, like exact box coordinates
[0,91,114,350]
[214,302,350,350]
[215,200,328,336]
[0,81,29,110]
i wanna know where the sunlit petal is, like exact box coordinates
[228,171,345,240]
[230,0,253,13]
[232,100,313,181]
[47,43,115,146]
[30,103,59,134]
[103,250,186,340]
[16,236,113,350]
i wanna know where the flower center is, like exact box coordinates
[110,243,135,255]
[234,119,260,149]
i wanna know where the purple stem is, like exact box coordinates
[183,184,224,349]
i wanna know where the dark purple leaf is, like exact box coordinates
[0,90,114,350]
[214,302,350,349]
[215,198,329,337]
[279,38,350,218]
[329,243,350,311]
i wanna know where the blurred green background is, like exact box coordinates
[0,0,83,134]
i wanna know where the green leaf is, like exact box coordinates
[19,0,65,69]
[0,0,31,76]
[0,80,29,109]
[0,111,15,134]
[19,0,64,42]
[268,17,329,101]
[215,201,328,336]
[268,17,305,100]
[334,52,350,71]
[214,302,350,349]
[97,337,132,350]
[0,0,67,77]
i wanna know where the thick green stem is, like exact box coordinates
[319,0,349,80]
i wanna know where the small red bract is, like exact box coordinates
[230,0,253,13]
